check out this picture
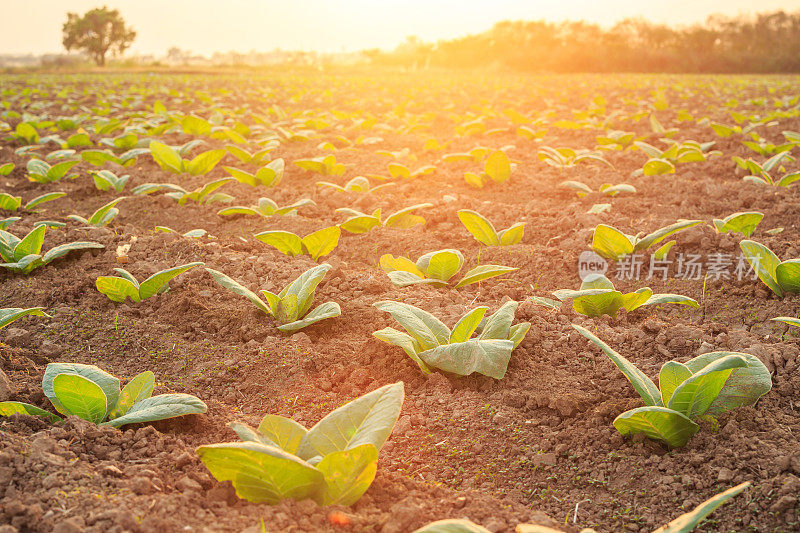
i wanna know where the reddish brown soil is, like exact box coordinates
[0,71,798,532]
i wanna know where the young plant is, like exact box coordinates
[337,203,433,234]
[537,146,613,169]
[373,300,530,378]
[90,170,129,192]
[733,152,800,187]
[595,129,643,150]
[206,264,340,333]
[197,381,403,505]
[0,363,207,427]
[81,148,150,167]
[1,307,49,330]
[0,163,14,175]
[464,150,513,188]
[317,176,394,194]
[134,178,234,205]
[634,140,720,176]
[26,159,79,183]
[67,197,125,227]
[0,192,65,212]
[218,197,315,218]
[559,181,636,197]
[457,209,524,246]
[0,226,104,274]
[592,220,702,261]
[572,325,771,447]
[386,162,436,180]
[773,316,800,329]
[380,249,516,289]
[549,274,698,318]
[223,159,285,187]
[225,142,278,165]
[293,154,346,176]
[150,141,226,176]
[711,212,763,237]
[739,240,800,297]
[96,262,204,302]
[154,226,207,238]
[255,226,340,260]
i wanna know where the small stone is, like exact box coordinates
[717,467,735,482]
[290,332,312,346]
[100,465,124,477]
[131,476,154,495]
[0,368,14,401]
[176,475,202,492]
[39,340,64,358]
[4,327,31,347]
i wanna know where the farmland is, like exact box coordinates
[0,70,798,532]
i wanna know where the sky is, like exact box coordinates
[1,0,799,57]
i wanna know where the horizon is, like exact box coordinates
[2,0,799,57]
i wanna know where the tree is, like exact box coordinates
[62,7,136,66]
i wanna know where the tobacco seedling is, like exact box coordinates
[634,140,720,176]
[537,146,613,169]
[592,220,702,261]
[81,148,150,167]
[733,152,800,187]
[154,226,207,238]
[464,150,514,188]
[1,307,49,330]
[218,198,315,218]
[373,300,529,378]
[595,130,643,150]
[0,225,104,274]
[223,160,285,187]
[387,162,436,180]
[96,262,204,302]
[711,212,763,237]
[549,274,698,318]
[255,226,340,260]
[559,181,636,197]
[67,197,125,226]
[0,192,65,212]
[293,154,346,176]
[26,159,79,183]
[150,141,226,176]
[134,179,234,206]
[9,122,39,145]
[317,176,394,194]
[380,249,516,289]
[90,170,129,192]
[739,240,800,297]
[573,325,771,447]
[206,263,341,332]
[197,382,403,505]
[337,203,433,234]
[225,142,278,165]
[457,209,524,246]
[0,163,14,175]
[0,363,207,427]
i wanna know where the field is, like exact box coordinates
[0,70,798,532]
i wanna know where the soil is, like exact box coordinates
[0,70,798,533]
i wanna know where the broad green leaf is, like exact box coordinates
[316,443,378,506]
[643,294,699,308]
[380,254,425,278]
[182,114,211,136]
[387,270,433,287]
[229,422,275,445]
[455,264,517,288]
[279,264,332,320]
[297,382,404,461]
[0,163,14,176]
[0,401,62,423]
[421,339,513,379]
[301,227,340,260]
[149,141,182,173]
[53,374,107,423]
[15,225,46,260]
[654,482,751,533]
[384,203,431,229]
[614,406,700,447]
[570,290,624,317]
[484,150,511,183]
[96,276,141,303]
[419,249,462,282]
[659,361,693,407]
[739,240,782,296]
[277,301,341,333]
[530,296,561,310]
[477,300,519,341]
[87,197,125,226]
[372,326,430,373]
[196,442,323,504]
[373,301,450,350]
[654,240,676,260]
[218,206,259,217]
[41,241,104,264]
[773,316,800,328]
[105,393,207,427]
[572,325,661,406]
[498,223,525,245]
[255,231,303,256]
[668,355,748,418]
[205,268,270,314]
[109,371,155,419]
[42,362,119,418]
[450,307,488,344]
[25,192,66,210]
[340,215,380,234]
[0,307,48,329]
[621,288,655,312]
[643,158,676,176]
[508,322,530,348]
[257,415,308,454]
[636,220,702,251]
[457,210,500,246]
[592,224,634,261]
[777,172,800,187]
[683,351,772,417]
[0,194,21,211]
[139,262,203,299]
[712,212,763,237]
[776,259,800,294]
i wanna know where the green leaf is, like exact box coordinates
[572,325,661,406]
[96,275,141,303]
[455,264,517,288]
[636,220,702,252]
[0,401,62,423]
[340,214,381,234]
[450,307,488,344]
[654,482,751,533]
[301,227,340,260]
[0,193,21,211]
[457,210,500,246]
[614,406,700,447]
[643,158,676,176]
[41,241,104,264]
[15,225,46,260]
[105,393,206,427]
[206,268,270,314]
[417,249,463,282]
[139,262,203,299]
[621,288,655,312]
[773,316,800,328]
[373,301,450,350]
[150,141,183,173]
[668,355,748,419]
[255,231,303,257]
[683,351,772,417]
[498,222,525,245]
[109,371,155,419]
[739,240,782,296]
[484,150,511,183]
[384,203,432,229]
[569,290,624,317]
[43,363,120,418]
[277,302,341,332]
[653,240,676,260]
[477,301,519,342]
[296,382,404,460]
[412,520,492,533]
[643,294,699,308]
[256,415,307,454]
[25,192,66,210]
[592,224,635,261]
[0,163,14,176]
[87,197,126,226]
[52,374,108,423]
[0,307,48,329]
[196,442,324,504]
[372,327,430,374]
[776,259,800,294]
[658,362,692,408]
[316,443,378,506]
[420,339,514,379]
[712,212,763,237]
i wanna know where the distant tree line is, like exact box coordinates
[368,10,800,73]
